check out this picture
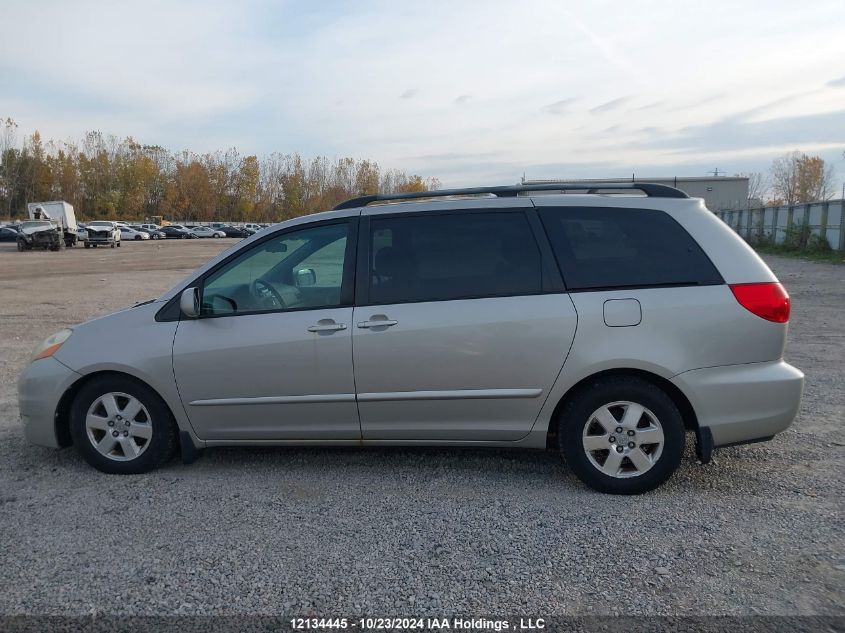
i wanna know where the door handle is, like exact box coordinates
[357,319,398,329]
[307,322,347,332]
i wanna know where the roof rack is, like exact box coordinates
[333,182,688,210]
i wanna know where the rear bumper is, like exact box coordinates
[17,357,81,448]
[671,360,803,447]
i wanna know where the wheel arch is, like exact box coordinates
[55,370,183,450]
[545,367,699,449]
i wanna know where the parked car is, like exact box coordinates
[140,223,161,232]
[190,226,226,239]
[0,226,19,242]
[170,224,199,238]
[243,223,263,233]
[159,226,193,239]
[84,221,121,248]
[77,225,88,242]
[17,183,804,494]
[130,226,164,240]
[119,226,150,241]
[219,226,251,239]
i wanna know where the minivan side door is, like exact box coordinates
[172,219,361,441]
[352,201,578,441]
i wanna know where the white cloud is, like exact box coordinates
[1,0,844,185]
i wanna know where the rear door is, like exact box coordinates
[352,201,577,441]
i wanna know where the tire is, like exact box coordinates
[135,235,142,240]
[557,376,685,495]
[84,242,90,249]
[69,375,178,474]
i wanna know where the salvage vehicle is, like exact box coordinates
[16,220,64,251]
[84,221,121,248]
[27,201,78,247]
[17,184,804,494]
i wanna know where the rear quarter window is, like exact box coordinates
[538,206,722,290]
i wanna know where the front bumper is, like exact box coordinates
[17,357,81,448]
[671,360,804,447]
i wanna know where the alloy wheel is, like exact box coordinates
[582,401,665,478]
[85,392,153,461]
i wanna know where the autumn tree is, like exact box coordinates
[770,151,835,204]
[0,119,441,221]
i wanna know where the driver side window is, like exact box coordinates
[201,222,349,316]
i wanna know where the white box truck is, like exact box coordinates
[27,201,78,247]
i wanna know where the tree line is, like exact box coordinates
[0,117,441,222]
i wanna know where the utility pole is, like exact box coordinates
[708,168,725,177]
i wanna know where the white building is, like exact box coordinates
[521,176,750,212]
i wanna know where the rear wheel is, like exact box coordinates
[69,375,178,474]
[558,376,685,494]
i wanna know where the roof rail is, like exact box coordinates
[333,182,688,210]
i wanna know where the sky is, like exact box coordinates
[1,0,845,189]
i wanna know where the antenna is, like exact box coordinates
[708,168,725,177]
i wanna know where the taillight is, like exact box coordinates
[730,282,790,323]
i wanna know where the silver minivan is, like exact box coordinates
[18,184,804,493]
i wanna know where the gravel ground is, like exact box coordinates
[0,240,842,616]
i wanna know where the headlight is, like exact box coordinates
[31,329,72,361]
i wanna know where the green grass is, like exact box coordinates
[755,244,845,265]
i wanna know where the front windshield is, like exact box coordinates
[88,221,113,227]
[21,221,52,229]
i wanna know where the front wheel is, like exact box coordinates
[69,375,178,474]
[558,376,685,494]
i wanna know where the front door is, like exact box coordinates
[173,220,360,440]
[352,207,577,441]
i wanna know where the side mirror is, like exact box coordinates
[295,268,316,287]
[179,287,200,318]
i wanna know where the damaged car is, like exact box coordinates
[84,221,121,248]
[16,220,64,251]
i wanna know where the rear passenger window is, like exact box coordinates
[369,212,542,304]
[539,207,722,290]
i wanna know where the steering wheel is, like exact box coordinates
[251,278,285,310]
